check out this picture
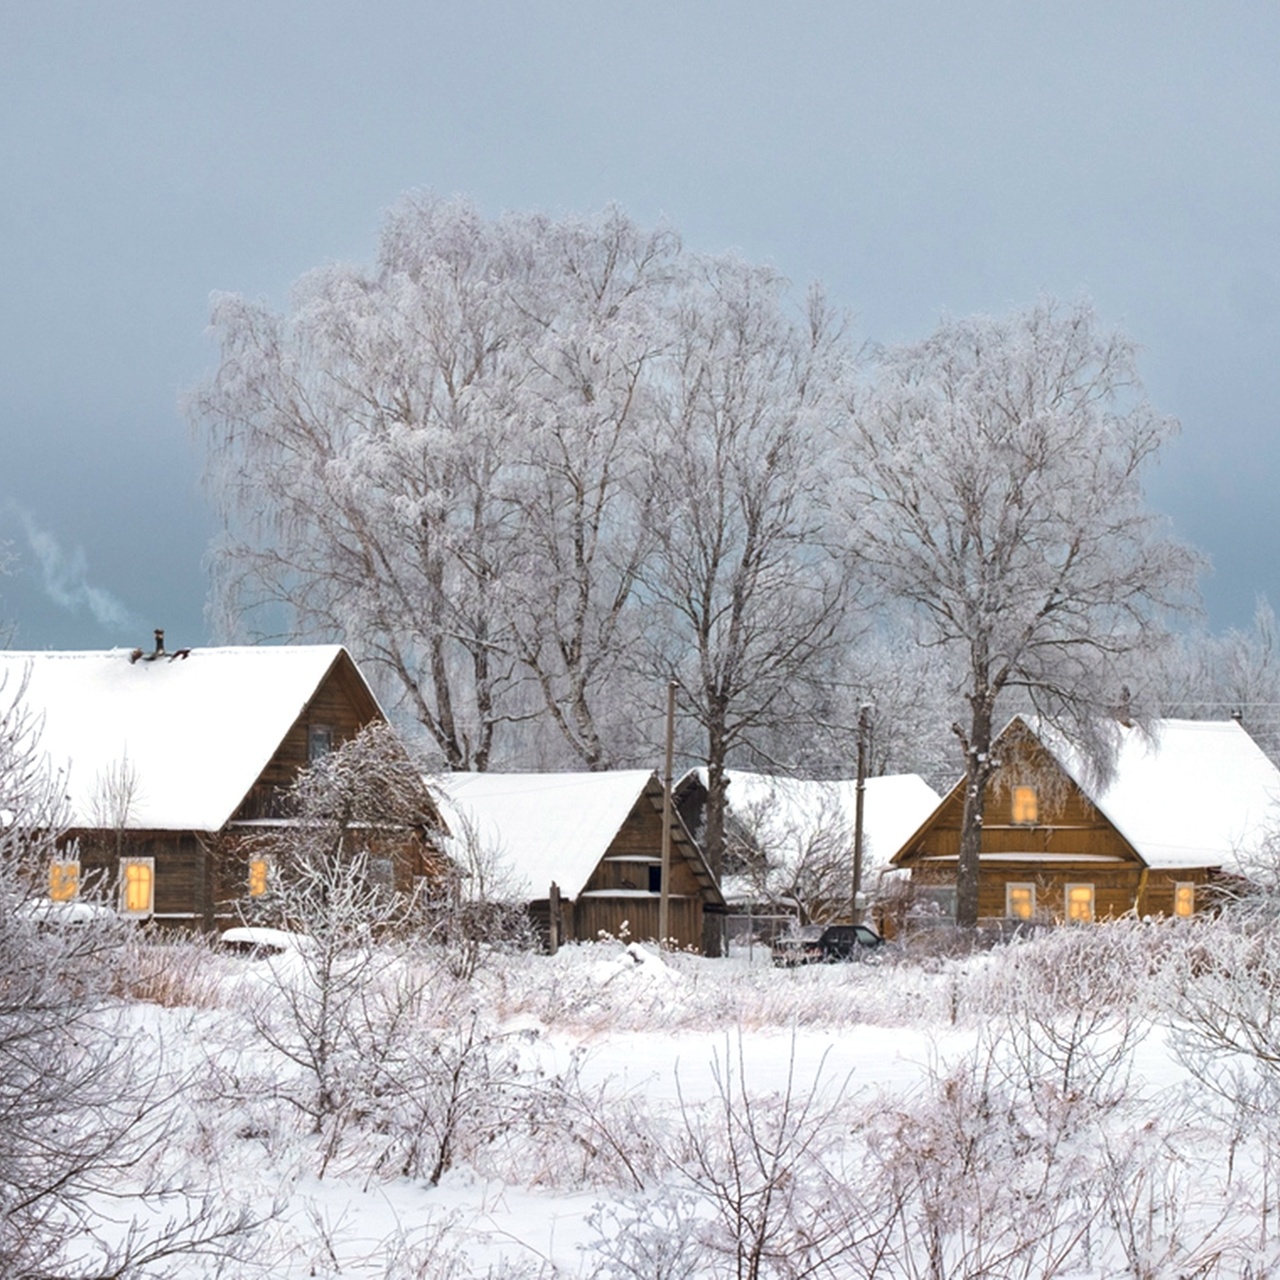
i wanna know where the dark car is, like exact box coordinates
[771,922,884,966]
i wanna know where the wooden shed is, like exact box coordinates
[891,715,1280,924]
[434,770,725,952]
[1,640,443,929]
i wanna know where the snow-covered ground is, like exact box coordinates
[40,922,1280,1277]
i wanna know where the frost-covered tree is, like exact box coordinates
[844,299,1200,927]
[1147,597,1280,764]
[238,723,440,1128]
[639,268,854,894]
[193,196,867,780]
[194,197,527,769]
[193,196,685,771]
[0,671,258,1277]
[500,209,680,769]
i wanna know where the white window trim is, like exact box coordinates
[119,857,155,917]
[1064,882,1095,923]
[1006,882,1036,920]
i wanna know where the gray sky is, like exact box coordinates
[2,1,1278,650]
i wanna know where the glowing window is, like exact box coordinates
[248,857,270,898]
[49,860,80,902]
[120,858,155,916]
[1174,882,1195,918]
[1065,883,1094,923]
[1006,883,1035,920]
[1012,786,1038,824]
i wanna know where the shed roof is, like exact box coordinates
[0,645,372,832]
[434,769,701,900]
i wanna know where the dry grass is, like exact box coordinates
[111,934,230,1008]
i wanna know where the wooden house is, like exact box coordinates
[433,770,725,952]
[891,716,1280,924]
[0,638,442,929]
[675,768,941,933]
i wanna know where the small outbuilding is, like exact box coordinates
[434,770,725,952]
[675,768,941,934]
[1,639,443,928]
[891,715,1280,924]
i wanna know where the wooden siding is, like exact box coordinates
[210,827,447,927]
[61,650,439,932]
[524,784,718,952]
[575,788,710,948]
[72,830,214,927]
[897,723,1217,921]
[571,894,702,947]
[233,652,382,821]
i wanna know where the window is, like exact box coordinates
[49,860,80,902]
[1006,882,1036,921]
[119,858,155,916]
[369,857,395,894]
[1012,785,1038,824]
[1065,883,1094,923]
[308,725,334,762]
[648,864,662,893]
[1174,882,1195,918]
[248,857,270,898]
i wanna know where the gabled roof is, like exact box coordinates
[0,645,377,832]
[434,769,714,900]
[894,715,1280,873]
[1041,717,1280,871]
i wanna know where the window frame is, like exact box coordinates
[307,725,334,763]
[247,855,270,898]
[49,859,81,902]
[1006,882,1036,921]
[1173,881,1195,918]
[1011,785,1038,825]
[1064,882,1095,923]
[119,857,155,917]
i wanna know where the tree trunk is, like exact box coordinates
[954,698,995,930]
[701,734,728,958]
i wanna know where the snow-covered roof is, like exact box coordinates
[433,770,669,899]
[693,769,941,871]
[0,645,368,832]
[1040,717,1280,872]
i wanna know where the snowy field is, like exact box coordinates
[19,919,1280,1278]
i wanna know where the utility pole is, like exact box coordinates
[658,679,676,948]
[851,704,871,924]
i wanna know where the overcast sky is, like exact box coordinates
[2,1,1278,650]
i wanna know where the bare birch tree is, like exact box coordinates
[194,195,529,769]
[639,265,854,904]
[843,299,1200,927]
[499,209,680,768]
[194,195,686,771]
